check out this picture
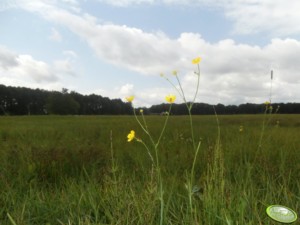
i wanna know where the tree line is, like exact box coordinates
[0,85,132,115]
[0,84,299,115]
[145,102,300,115]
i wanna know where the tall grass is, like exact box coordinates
[0,114,299,224]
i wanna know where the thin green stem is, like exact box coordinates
[190,141,201,187]
[7,213,17,225]
[173,74,197,150]
[137,139,154,166]
[175,75,188,103]
[158,169,164,225]
[187,109,196,150]
[188,64,201,150]
[213,106,221,147]
[258,108,267,151]
[269,70,273,103]
[190,64,201,110]
[133,108,156,147]
[141,111,149,131]
[164,77,184,100]
[110,130,117,184]
[188,140,201,217]
[133,108,149,134]
[155,104,172,148]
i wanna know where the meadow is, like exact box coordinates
[0,114,299,224]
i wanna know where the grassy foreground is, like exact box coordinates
[0,114,299,224]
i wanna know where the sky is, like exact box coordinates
[0,0,300,107]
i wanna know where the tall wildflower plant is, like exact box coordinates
[126,57,226,224]
[126,94,175,225]
[256,71,280,160]
[127,57,203,223]
[161,57,202,221]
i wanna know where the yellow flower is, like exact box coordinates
[160,73,164,77]
[165,94,176,103]
[127,130,135,142]
[264,101,270,105]
[172,70,177,76]
[125,96,134,102]
[239,126,243,132]
[192,57,201,64]
[140,109,143,113]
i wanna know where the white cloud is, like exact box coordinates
[93,85,166,107]
[221,0,300,36]
[53,59,75,76]
[0,45,19,69]
[54,50,78,76]
[96,0,155,7]
[10,0,300,106]
[62,0,78,4]
[95,83,134,98]
[0,45,79,92]
[95,0,300,37]
[92,84,135,103]
[12,55,58,82]
[0,46,58,84]
[119,83,134,95]
[49,27,63,42]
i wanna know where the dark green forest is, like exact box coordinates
[1,84,299,115]
[0,85,132,115]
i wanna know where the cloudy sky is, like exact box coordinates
[1,0,300,107]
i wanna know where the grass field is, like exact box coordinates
[0,114,299,224]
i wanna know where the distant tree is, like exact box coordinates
[226,105,238,114]
[215,104,226,114]
[61,88,69,94]
[0,84,299,115]
[46,91,80,115]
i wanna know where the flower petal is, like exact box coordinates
[125,96,134,102]
[127,130,135,142]
[165,94,176,103]
[192,57,201,64]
